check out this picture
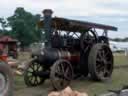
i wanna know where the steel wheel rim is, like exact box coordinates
[26,62,44,86]
[0,72,7,94]
[51,60,73,90]
[96,46,113,79]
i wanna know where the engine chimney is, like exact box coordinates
[43,9,53,48]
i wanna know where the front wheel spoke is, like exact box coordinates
[30,65,36,72]
[65,67,70,75]
[30,76,35,83]
[64,74,71,81]
[60,64,65,74]
[34,77,38,84]
[28,67,34,72]
[38,77,41,82]
[38,64,43,72]
[28,76,33,82]
[35,76,38,82]
[57,65,61,73]
[27,70,33,74]
[27,72,33,77]
[31,62,36,68]
[36,64,40,71]
[55,72,63,78]
[39,66,43,72]
[34,65,38,71]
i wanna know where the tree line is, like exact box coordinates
[110,37,128,42]
[0,7,43,48]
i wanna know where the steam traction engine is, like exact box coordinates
[24,9,118,90]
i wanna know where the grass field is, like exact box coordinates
[14,52,128,96]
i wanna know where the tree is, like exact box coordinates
[110,37,128,42]
[7,7,42,48]
[0,18,7,31]
[0,17,10,35]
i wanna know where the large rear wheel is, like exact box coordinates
[88,43,113,81]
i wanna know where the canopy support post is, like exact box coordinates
[103,30,108,37]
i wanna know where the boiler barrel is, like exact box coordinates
[37,48,80,65]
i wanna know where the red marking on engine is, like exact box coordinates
[64,55,80,62]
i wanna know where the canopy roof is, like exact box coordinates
[38,17,118,32]
[0,36,18,43]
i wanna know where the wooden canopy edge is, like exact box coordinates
[38,17,118,32]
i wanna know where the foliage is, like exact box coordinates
[0,18,7,30]
[0,17,11,35]
[7,7,42,47]
[110,37,128,42]
[0,7,43,47]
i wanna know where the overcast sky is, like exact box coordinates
[0,0,128,38]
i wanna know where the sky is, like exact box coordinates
[0,0,128,38]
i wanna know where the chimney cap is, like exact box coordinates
[42,9,53,16]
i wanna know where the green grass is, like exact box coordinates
[114,53,128,66]
[71,68,128,96]
[14,53,128,96]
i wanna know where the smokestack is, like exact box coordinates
[42,9,53,48]
[43,9,53,16]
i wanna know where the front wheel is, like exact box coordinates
[50,59,73,90]
[24,60,46,86]
[88,43,113,81]
[0,61,13,96]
